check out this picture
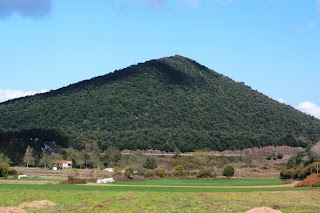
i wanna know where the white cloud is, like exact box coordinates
[275,97,285,103]
[296,101,320,119]
[0,89,47,103]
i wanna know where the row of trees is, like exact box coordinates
[10,142,122,169]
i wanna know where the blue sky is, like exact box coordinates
[0,0,319,118]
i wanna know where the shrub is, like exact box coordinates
[173,165,186,177]
[296,174,320,187]
[197,169,214,178]
[277,153,283,159]
[266,155,272,160]
[280,168,297,179]
[144,157,157,169]
[60,176,87,184]
[222,165,235,178]
[213,172,217,178]
[144,169,154,178]
[8,169,18,176]
[297,162,319,179]
[113,167,122,176]
[134,166,145,176]
[124,167,134,179]
[154,168,166,177]
[287,156,297,168]
[0,162,10,178]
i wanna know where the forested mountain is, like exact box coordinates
[0,55,319,152]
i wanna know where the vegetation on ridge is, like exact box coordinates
[0,55,319,154]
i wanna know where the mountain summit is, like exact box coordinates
[0,55,319,151]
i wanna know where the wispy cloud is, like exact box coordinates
[0,0,52,19]
[296,101,320,119]
[0,89,47,103]
[275,98,285,103]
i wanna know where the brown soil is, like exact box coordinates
[197,193,210,199]
[246,206,282,213]
[0,200,55,213]
[0,207,27,213]
[19,200,56,209]
[296,174,320,187]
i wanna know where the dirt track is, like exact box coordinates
[84,181,300,188]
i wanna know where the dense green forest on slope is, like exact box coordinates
[0,55,319,154]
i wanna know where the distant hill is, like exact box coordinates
[0,55,319,153]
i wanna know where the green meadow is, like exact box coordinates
[0,185,319,213]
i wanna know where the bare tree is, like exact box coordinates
[310,141,320,174]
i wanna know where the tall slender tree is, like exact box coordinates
[24,146,34,168]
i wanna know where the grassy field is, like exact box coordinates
[22,176,68,182]
[111,178,286,186]
[1,183,319,192]
[0,177,319,212]
[0,185,319,212]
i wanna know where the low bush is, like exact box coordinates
[0,162,10,178]
[154,168,166,177]
[60,176,87,184]
[173,165,186,177]
[144,169,154,178]
[124,167,134,179]
[113,167,122,176]
[280,168,296,179]
[222,165,235,178]
[296,174,320,187]
[197,169,213,178]
[8,169,17,176]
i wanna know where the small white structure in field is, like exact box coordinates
[103,168,114,172]
[18,175,27,179]
[55,160,72,169]
[52,166,57,171]
[96,178,115,184]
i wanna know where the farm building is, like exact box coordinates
[54,160,72,169]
